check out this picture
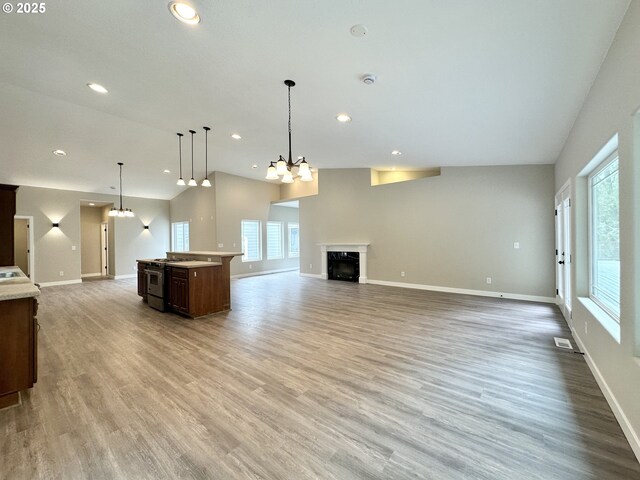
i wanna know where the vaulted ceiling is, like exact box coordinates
[0,0,630,199]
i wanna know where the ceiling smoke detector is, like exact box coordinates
[362,74,377,85]
[350,24,368,37]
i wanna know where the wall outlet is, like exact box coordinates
[132,266,136,271]
[486,277,492,284]
[218,243,224,248]
[207,257,212,261]
[249,264,253,269]
[233,243,236,247]
[309,263,313,269]
[71,245,76,251]
[59,271,64,277]
[401,271,405,277]
[513,242,520,249]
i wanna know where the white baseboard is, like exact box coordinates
[232,268,298,279]
[39,279,82,288]
[571,331,640,462]
[365,279,555,303]
[81,273,102,278]
[299,273,323,279]
[114,274,136,280]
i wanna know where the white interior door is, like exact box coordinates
[555,183,572,321]
[101,222,109,277]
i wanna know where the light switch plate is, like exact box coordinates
[513,242,520,249]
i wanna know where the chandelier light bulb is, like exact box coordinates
[188,178,197,187]
[177,178,186,186]
[201,178,212,187]
[281,171,294,183]
[266,164,278,180]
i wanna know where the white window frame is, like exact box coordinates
[241,220,262,262]
[266,221,284,260]
[587,150,620,323]
[288,222,299,258]
[171,221,190,252]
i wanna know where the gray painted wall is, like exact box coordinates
[299,166,555,298]
[169,171,299,276]
[554,1,640,456]
[169,185,217,251]
[16,186,170,284]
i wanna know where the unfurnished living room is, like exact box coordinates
[1,1,640,479]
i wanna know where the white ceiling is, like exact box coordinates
[0,0,630,200]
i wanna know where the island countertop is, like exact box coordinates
[0,267,40,301]
[166,251,243,258]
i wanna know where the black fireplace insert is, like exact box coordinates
[328,252,360,282]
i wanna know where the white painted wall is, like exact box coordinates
[554,0,640,459]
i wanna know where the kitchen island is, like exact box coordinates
[137,251,242,318]
[0,266,39,408]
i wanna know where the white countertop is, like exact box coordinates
[0,267,40,300]
[167,251,243,257]
[165,261,223,268]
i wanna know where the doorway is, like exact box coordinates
[13,216,34,278]
[555,181,572,322]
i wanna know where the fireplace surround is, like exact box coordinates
[319,243,369,283]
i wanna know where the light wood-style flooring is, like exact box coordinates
[1,273,639,479]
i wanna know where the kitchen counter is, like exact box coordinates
[165,261,222,268]
[166,251,243,259]
[0,267,40,301]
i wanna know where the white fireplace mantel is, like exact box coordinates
[319,243,370,283]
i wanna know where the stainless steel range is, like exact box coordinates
[145,259,168,311]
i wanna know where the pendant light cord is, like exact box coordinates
[287,83,292,163]
[204,127,209,178]
[119,163,123,210]
[178,133,183,178]
[190,130,195,179]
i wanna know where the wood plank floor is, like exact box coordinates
[1,273,639,479]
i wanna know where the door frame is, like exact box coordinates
[14,215,34,280]
[101,222,109,277]
[555,179,572,323]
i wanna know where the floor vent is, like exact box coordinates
[554,337,573,350]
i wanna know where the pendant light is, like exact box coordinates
[176,133,186,186]
[188,129,197,186]
[108,162,134,217]
[201,126,212,187]
[265,80,314,183]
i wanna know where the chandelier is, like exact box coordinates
[108,162,134,217]
[266,80,313,183]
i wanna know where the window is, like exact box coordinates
[588,151,620,321]
[171,221,189,251]
[288,222,299,258]
[241,220,262,262]
[266,222,283,259]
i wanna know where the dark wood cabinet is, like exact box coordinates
[0,296,38,408]
[167,265,225,317]
[0,184,18,267]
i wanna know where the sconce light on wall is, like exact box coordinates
[144,225,149,230]
[52,223,60,228]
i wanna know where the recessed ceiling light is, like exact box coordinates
[251,164,258,169]
[231,133,242,140]
[168,2,200,25]
[336,114,352,123]
[89,203,95,206]
[163,169,171,173]
[52,149,66,156]
[391,150,402,156]
[87,83,108,94]
[350,24,368,37]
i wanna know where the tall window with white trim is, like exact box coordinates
[266,222,283,259]
[241,220,262,262]
[588,151,620,321]
[288,223,299,258]
[171,221,190,252]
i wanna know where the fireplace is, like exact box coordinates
[328,252,360,282]
[319,243,369,283]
